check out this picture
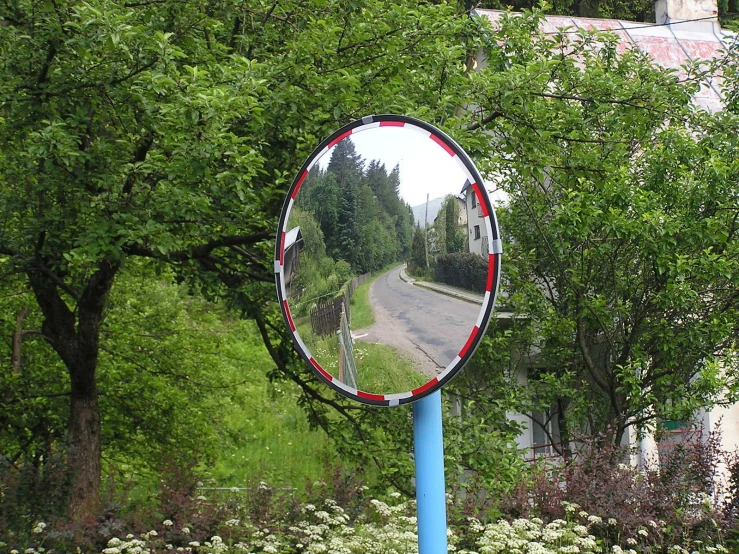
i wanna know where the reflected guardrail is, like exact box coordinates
[337,302,358,388]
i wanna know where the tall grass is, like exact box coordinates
[205,320,339,490]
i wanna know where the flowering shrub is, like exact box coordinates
[13,493,732,554]
[499,428,738,551]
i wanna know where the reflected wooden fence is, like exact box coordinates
[310,272,370,337]
[310,296,344,337]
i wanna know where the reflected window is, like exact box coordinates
[474,225,480,240]
[471,193,477,208]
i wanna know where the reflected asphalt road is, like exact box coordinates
[354,266,481,377]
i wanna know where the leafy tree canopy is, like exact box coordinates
[457,9,739,450]
[0,0,469,518]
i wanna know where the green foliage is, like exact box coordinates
[299,139,414,275]
[287,209,353,317]
[456,7,739,446]
[0,0,473,516]
[0,261,331,527]
[434,252,489,293]
[409,226,428,275]
[444,197,466,254]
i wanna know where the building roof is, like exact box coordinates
[474,9,736,112]
[285,227,303,250]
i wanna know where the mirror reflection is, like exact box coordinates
[283,125,491,396]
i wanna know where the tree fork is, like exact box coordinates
[28,259,120,520]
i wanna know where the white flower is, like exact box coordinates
[225,519,240,527]
[182,527,191,535]
[637,529,648,537]
[587,515,602,524]
[390,492,401,499]
[563,502,580,513]
[32,522,47,534]
[608,518,617,526]
[163,520,174,527]
[626,538,637,545]
[149,530,158,537]
[189,542,200,547]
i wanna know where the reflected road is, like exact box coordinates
[354,266,481,377]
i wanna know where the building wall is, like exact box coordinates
[465,187,488,257]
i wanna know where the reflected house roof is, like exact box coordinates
[285,226,303,250]
[474,9,735,112]
[283,226,304,289]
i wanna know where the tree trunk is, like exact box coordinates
[28,259,119,521]
[68,392,102,520]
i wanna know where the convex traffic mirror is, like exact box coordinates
[275,115,501,406]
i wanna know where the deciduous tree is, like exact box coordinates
[0,0,469,518]
[459,9,739,450]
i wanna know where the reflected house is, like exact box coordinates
[283,227,304,298]
[431,196,468,254]
[473,1,738,469]
[460,182,488,257]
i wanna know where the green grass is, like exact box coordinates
[296,305,426,395]
[210,382,339,490]
[350,263,402,329]
[203,319,338,491]
[354,342,427,395]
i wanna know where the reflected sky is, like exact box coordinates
[318,126,466,206]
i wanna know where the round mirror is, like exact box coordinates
[275,115,501,406]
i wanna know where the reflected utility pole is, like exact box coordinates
[424,193,429,269]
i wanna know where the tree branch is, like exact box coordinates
[122,135,155,196]
[466,110,504,131]
[32,259,80,301]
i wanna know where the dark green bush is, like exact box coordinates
[434,252,488,293]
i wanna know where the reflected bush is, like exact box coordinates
[434,252,488,293]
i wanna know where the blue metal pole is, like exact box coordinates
[413,390,448,554]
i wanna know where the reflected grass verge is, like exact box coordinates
[351,263,402,329]
[354,342,427,394]
[296,315,427,395]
